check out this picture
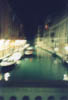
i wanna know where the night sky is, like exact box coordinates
[9,0,68,38]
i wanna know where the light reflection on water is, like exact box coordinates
[0,47,68,82]
[35,47,68,80]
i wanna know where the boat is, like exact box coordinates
[0,53,11,62]
[24,46,34,56]
[0,51,24,67]
[0,60,16,67]
[63,55,68,64]
[24,50,33,56]
[9,52,24,61]
[23,44,30,50]
[3,51,24,62]
[27,46,34,51]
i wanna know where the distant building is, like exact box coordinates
[0,0,24,39]
[0,0,9,38]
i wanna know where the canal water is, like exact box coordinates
[0,47,68,86]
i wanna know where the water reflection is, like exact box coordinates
[4,72,10,81]
[0,72,10,81]
[0,47,68,82]
[35,47,68,80]
[1,65,16,73]
[0,64,15,81]
[63,74,68,81]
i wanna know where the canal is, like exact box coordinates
[0,47,68,87]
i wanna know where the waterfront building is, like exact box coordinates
[35,9,68,56]
[0,0,24,39]
[0,0,25,58]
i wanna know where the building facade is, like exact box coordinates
[0,0,24,39]
[35,11,68,56]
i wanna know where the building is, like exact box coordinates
[0,0,9,39]
[35,9,68,57]
[0,0,24,40]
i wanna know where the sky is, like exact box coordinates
[9,0,68,38]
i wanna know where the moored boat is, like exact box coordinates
[0,60,16,67]
[24,50,33,55]
[0,51,24,67]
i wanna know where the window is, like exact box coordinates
[48,96,55,100]
[0,96,4,100]
[23,96,29,100]
[35,96,42,100]
[60,96,67,100]
[10,96,16,100]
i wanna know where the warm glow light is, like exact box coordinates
[30,58,32,62]
[0,39,5,50]
[5,40,10,45]
[45,24,48,30]
[4,72,10,81]
[0,73,2,80]
[0,39,5,45]
[0,39,5,43]
[0,39,27,59]
[15,40,27,45]
[10,41,15,46]
[63,74,68,81]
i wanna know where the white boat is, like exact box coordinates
[9,52,24,62]
[23,44,30,49]
[24,50,33,55]
[24,46,35,56]
[0,60,16,67]
[3,52,24,62]
[0,53,11,62]
[27,46,34,51]
[0,51,24,67]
